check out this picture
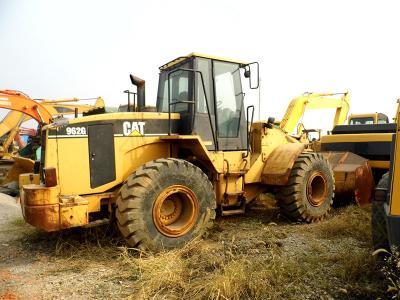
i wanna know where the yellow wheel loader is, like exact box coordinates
[19,53,335,251]
[320,105,398,206]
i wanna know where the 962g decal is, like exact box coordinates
[66,127,87,135]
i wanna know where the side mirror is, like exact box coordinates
[266,117,275,129]
[244,62,259,89]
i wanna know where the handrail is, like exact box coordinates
[123,90,137,112]
[243,105,255,158]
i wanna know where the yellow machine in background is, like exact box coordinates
[321,104,397,177]
[19,53,337,251]
[348,112,389,125]
[279,92,350,136]
[39,97,105,118]
[276,91,375,206]
[319,102,399,206]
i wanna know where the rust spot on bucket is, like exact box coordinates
[322,152,374,206]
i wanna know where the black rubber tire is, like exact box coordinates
[372,172,390,251]
[116,158,216,251]
[276,152,335,222]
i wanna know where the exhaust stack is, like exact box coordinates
[130,74,145,111]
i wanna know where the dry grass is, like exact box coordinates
[118,239,307,299]
[311,205,371,241]
[7,202,387,299]
[115,239,379,299]
[111,205,382,299]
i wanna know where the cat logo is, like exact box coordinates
[123,121,145,136]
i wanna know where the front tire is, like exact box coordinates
[116,158,216,251]
[276,152,335,222]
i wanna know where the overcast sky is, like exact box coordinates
[1,0,400,127]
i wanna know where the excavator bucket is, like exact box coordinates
[322,152,374,206]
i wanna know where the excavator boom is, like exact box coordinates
[280,92,350,134]
[41,97,105,115]
[0,90,53,124]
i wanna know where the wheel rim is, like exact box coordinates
[153,185,199,237]
[306,172,328,207]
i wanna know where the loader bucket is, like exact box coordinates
[322,152,374,206]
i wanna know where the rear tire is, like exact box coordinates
[276,152,335,222]
[116,158,216,251]
[372,172,390,251]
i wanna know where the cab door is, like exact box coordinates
[213,60,247,151]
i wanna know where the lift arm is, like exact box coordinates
[280,92,350,134]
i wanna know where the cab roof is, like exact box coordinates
[159,53,249,71]
[349,113,388,119]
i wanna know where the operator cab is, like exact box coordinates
[348,113,389,125]
[156,53,258,151]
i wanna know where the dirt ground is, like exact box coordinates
[0,194,388,299]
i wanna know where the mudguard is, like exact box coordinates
[261,143,305,185]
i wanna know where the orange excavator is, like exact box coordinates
[0,90,53,123]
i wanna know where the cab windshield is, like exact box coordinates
[349,117,374,125]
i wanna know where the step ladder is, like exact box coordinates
[220,160,247,216]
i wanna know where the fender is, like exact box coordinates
[160,135,221,173]
[261,143,305,185]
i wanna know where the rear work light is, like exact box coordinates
[43,167,57,187]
